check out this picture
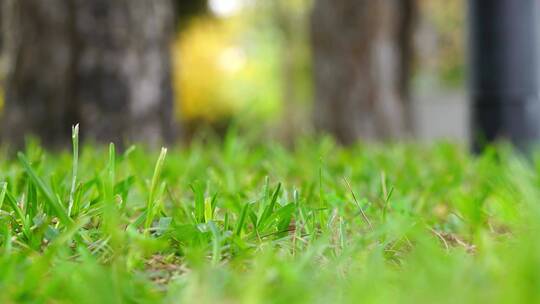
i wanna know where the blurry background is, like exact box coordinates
[175,0,467,141]
[0,0,468,147]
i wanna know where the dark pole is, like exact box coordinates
[469,0,540,152]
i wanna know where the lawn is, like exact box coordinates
[1,128,539,303]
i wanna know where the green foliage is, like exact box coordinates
[1,130,540,303]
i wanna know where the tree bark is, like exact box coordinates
[1,0,177,148]
[1,0,75,147]
[311,0,416,144]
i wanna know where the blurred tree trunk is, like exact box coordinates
[1,0,176,148]
[1,0,75,147]
[311,0,417,144]
[74,0,176,146]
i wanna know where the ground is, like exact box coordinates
[0,130,539,303]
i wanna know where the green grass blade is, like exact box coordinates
[26,181,37,221]
[68,124,79,217]
[258,183,281,228]
[128,210,147,230]
[17,152,71,225]
[4,191,31,241]
[191,181,205,224]
[145,148,167,232]
[4,191,26,224]
[204,197,213,223]
[0,182,6,210]
[106,143,116,202]
[235,203,250,237]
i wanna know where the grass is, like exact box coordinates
[1,129,540,303]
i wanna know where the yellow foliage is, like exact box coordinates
[173,17,248,123]
[172,13,283,124]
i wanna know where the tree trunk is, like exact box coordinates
[1,0,177,148]
[1,0,75,147]
[311,0,417,144]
